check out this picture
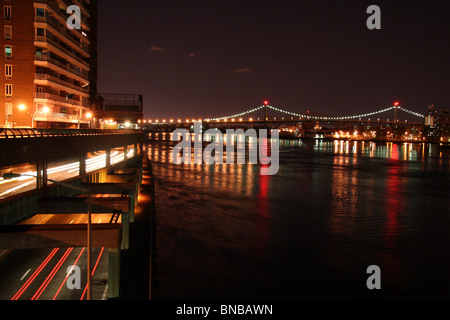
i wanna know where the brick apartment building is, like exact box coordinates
[1,0,97,128]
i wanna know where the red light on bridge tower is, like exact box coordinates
[264,100,269,106]
[393,101,400,123]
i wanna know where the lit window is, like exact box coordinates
[5,103,13,116]
[5,45,12,58]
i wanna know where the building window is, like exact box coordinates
[5,64,12,79]
[36,8,45,17]
[5,46,12,60]
[5,84,13,97]
[5,103,13,117]
[4,6,11,20]
[4,26,12,40]
[36,28,45,37]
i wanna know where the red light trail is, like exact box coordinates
[31,248,74,300]
[53,247,86,300]
[11,248,59,300]
[10,214,107,300]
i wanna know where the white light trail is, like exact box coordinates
[0,149,136,199]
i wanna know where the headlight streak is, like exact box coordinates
[0,149,134,199]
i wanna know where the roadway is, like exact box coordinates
[0,212,113,300]
[0,148,135,300]
[0,148,134,200]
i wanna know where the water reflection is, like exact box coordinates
[149,133,450,299]
[151,131,448,160]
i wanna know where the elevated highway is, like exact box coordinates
[0,129,146,300]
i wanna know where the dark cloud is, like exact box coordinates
[148,46,164,53]
[229,67,252,74]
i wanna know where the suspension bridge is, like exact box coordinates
[142,102,426,131]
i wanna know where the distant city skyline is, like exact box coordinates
[97,0,450,119]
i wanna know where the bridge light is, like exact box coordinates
[394,101,400,106]
[264,100,269,105]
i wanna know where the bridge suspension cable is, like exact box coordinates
[266,105,397,120]
[267,105,425,120]
[204,104,425,122]
[204,105,266,121]
[397,107,425,118]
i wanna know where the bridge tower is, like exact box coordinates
[264,100,269,128]
[393,101,400,123]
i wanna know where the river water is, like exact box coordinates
[148,133,449,300]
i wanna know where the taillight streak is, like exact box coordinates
[31,247,74,300]
[11,248,59,300]
[80,247,105,300]
[52,247,86,300]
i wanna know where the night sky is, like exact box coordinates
[97,0,450,119]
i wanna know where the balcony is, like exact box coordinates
[35,0,90,30]
[34,111,89,124]
[35,54,89,81]
[35,92,85,108]
[35,35,89,70]
[34,0,90,41]
[34,16,90,57]
[35,73,89,96]
[56,0,90,30]
[71,0,90,17]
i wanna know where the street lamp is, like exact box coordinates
[32,106,50,128]
[86,112,93,129]
[2,172,93,300]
